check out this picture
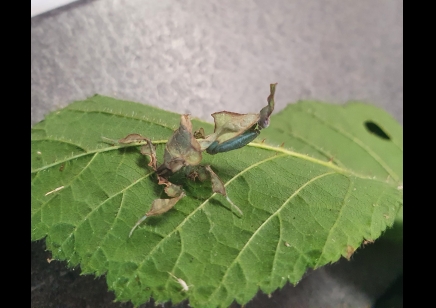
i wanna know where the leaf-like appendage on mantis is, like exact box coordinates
[129,183,185,237]
[205,165,242,216]
[258,83,276,129]
[158,114,202,175]
[112,84,278,236]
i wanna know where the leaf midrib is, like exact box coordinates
[30,140,168,174]
[31,138,380,181]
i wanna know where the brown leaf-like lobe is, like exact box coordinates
[211,112,259,144]
[161,115,202,173]
[118,133,148,144]
[258,83,277,129]
[140,142,157,170]
[146,193,185,217]
[205,165,226,196]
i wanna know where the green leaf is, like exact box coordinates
[31,95,403,307]
[258,101,403,184]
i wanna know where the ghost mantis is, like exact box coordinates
[104,83,277,237]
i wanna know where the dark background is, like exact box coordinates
[31,0,403,307]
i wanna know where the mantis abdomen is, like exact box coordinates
[206,130,260,155]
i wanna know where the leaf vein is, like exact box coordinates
[306,111,400,182]
[33,153,100,223]
[283,129,346,168]
[209,171,336,302]
[59,170,155,251]
[31,140,168,173]
[88,191,128,267]
[124,153,288,290]
[32,137,88,152]
[65,108,178,132]
[315,176,353,267]
[269,214,283,289]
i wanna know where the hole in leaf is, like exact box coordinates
[364,121,391,140]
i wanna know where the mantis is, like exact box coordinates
[105,83,277,237]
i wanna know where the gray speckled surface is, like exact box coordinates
[31,0,402,126]
[31,0,403,307]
